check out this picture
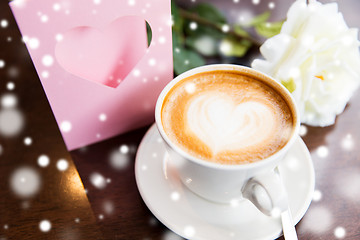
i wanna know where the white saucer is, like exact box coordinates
[135,124,315,240]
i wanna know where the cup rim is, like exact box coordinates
[155,64,300,170]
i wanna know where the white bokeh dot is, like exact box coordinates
[0,59,5,68]
[289,67,301,78]
[41,71,50,78]
[7,82,15,91]
[103,200,114,214]
[99,113,107,122]
[252,0,260,5]
[21,200,30,209]
[39,220,51,232]
[185,83,196,94]
[22,35,29,43]
[299,125,308,137]
[4,224,8,230]
[10,167,41,198]
[109,149,130,170]
[55,34,63,42]
[184,226,196,238]
[302,206,333,233]
[268,2,275,9]
[99,214,104,220]
[42,55,54,67]
[28,38,40,49]
[334,226,346,239]
[148,58,156,66]
[312,189,322,202]
[336,171,360,202]
[120,144,129,154]
[1,19,8,28]
[316,145,329,158]
[149,217,158,226]
[94,0,101,4]
[1,94,17,108]
[38,155,50,168]
[90,172,106,189]
[158,36,166,44]
[24,137,32,146]
[53,3,61,11]
[9,66,20,78]
[128,0,136,6]
[75,218,80,223]
[285,156,300,171]
[219,41,232,55]
[57,159,69,171]
[40,15,49,23]
[170,191,180,201]
[222,24,230,32]
[133,69,141,77]
[60,121,72,133]
[230,199,240,207]
[0,108,24,136]
[270,207,282,218]
[12,0,27,8]
[341,134,354,151]
[189,21,198,30]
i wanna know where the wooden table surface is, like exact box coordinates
[1,0,360,239]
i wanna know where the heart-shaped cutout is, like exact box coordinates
[55,16,150,88]
[187,93,276,154]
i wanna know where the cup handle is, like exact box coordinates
[242,167,288,216]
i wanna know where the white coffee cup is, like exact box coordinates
[155,64,300,215]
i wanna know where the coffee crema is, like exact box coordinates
[161,70,295,165]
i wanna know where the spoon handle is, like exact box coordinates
[281,208,298,240]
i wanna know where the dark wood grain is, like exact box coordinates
[1,0,360,239]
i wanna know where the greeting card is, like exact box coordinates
[10,0,173,150]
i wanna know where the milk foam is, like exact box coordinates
[186,91,276,154]
[161,71,294,164]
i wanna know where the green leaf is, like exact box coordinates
[255,21,284,38]
[248,11,271,27]
[171,0,184,34]
[185,35,218,57]
[172,30,184,49]
[233,25,250,38]
[219,37,252,58]
[173,47,205,75]
[146,21,152,47]
[190,3,227,24]
[184,23,225,40]
[281,78,296,93]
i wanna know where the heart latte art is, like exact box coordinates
[161,71,294,164]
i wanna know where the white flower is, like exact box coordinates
[252,0,360,127]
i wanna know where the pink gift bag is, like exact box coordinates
[10,0,173,150]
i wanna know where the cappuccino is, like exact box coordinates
[161,70,295,165]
